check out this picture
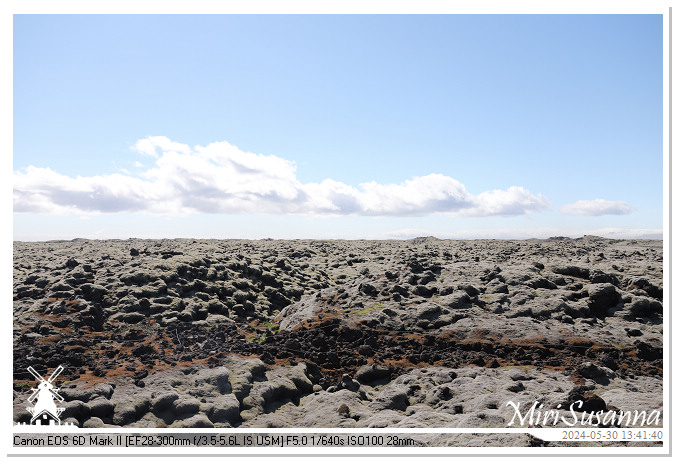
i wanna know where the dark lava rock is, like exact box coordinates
[634,340,662,361]
[152,392,179,413]
[173,398,201,416]
[337,403,350,418]
[392,285,409,297]
[407,260,425,273]
[509,371,535,382]
[384,271,399,280]
[133,369,149,380]
[553,265,589,279]
[208,400,240,424]
[625,328,643,337]
[375,388,409,411]
[531,277,558,290]
[576,362,613,381]
[627,297,651,317]
[507,382,525,393]
[132,345,156,357]
[112,406,137,426]
[443,291,471,309]
[88,397,114,418]
[413,285,437,298]
[338,326,362,343]
[358,283,378,296]
[180,415,214,428]
[338,374,360,392]
[586,283,621,318]
[357,345,374,356]
[566,386,607,413]
[62,400,90,420]
[60,383,115,402]
[529,437,547,447]
[457,284,480,297]
[355,364,391,385]
[625,277,663,299]
[472,356,486,367]
[590,270,620,286]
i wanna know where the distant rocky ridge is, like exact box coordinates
[13,237,663,446]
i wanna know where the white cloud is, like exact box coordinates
[14,136,550,218]
[465,186,550,217]
[132,136,190,158]
[359,174,472,216]
[560,199,635,216]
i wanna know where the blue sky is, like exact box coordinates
[13,14,663,240]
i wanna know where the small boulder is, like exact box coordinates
[207,395,240,424]
[112,405,137,426]
[152,392,179,413]
[634,340,662,361]
[87,397,114,418]
[61,400,90,420]
[355,364,391,385]
[586,283,621,318]
[172,414,214,428]
[173,398,201,416]
[576,362,615,383]
[82,417,105,428]
[553,265,589,279]
[373,385,409,411]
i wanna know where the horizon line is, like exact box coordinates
[12,234,664,243]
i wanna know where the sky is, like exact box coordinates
[12,14,664,240]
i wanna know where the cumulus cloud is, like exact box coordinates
[467,186,549,216]
[14,136,550,218]
[133,136,190,158]
[560,199,635,216]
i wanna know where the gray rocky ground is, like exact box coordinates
[12,236,663,447]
